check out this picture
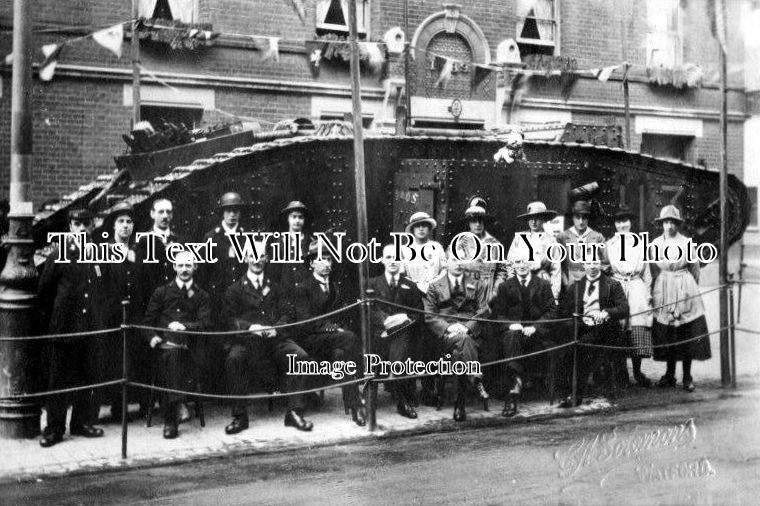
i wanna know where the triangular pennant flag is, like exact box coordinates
[359,42,386,75]
[3,53,12,66]
[596,64,618,82]
[471,64,492,89]
[433,56,453,89]
[263,37,280,63]
[305,41,326,77]
[92,23,124,58]
[39,43,63,82]
[283,0,307,25]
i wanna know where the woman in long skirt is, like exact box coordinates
[650,205,711,392]
[606,205,653,387]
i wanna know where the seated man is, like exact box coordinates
[559,259,629,407]
[424,252,491,422]
[489,254,557,417]
[281,239,367,426]
[368,243,424,419]
[143,251,211,439]
[223,248,313,434]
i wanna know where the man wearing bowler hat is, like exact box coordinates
[199,192,249,327]
[507,201,561,301]
[269,200,312,293]
[38,208,105,447]
[557,200,607,288]
[368,243,424,419]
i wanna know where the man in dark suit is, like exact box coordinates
[490,255,557,417]
[559,259,629,407]
[424,253,491,422]
[368,243,423,419]
[199,192,248,328]
[282,239,367,426]
[143,250,211,439]
[222,247,313,434]
[37,209,106,447]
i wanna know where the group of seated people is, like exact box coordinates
[36,193,710,448]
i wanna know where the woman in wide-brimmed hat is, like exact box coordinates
[649,205,711,393]
[401,211,447,294]
[506,201,561,300]
[270,200,313,292]
[606,204,654,387]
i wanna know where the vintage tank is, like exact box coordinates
[32,121,751,301]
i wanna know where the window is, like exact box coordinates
[141,104,203,130]
[138,0,199,23]
[640,133,692,162]
[646,0,682,67]
[516,0,558,56]
[316,0,369,35]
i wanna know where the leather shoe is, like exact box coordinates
[657,375,677,388]
[683,379,696,392]
[284,410,314,431]
[40,431,64,448]
[350,405,367,427]
[502,396,519,418]
[559,396,582,408]
[475,380,490,411]
[453,403,467,422]
[70,425,104,438]
[397,400,417,419]
[225,416,249,435]
[163,423,178,439]
[634,372,652,388]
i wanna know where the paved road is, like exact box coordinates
[4,381,759,506]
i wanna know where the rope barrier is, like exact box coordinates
[372,299,574,325]
[578,326,730,351]
[127,376,371,400]
[0,327,121,342]
[0,379,125,401]
[735,327,760,336]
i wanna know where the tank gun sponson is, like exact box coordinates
[32,129,750,300]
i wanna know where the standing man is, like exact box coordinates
[556,200,607,289]
[199,192,248,328]
[282,240,367,427]
[424,252,491,422]
[559,260,628,407]
[223,247,313,434]
[489,253,557,417]
[38,209,105,447]
[143,250,212,439]
[368,243,424,419]
[507,201,561,301]
[269,201,312,293]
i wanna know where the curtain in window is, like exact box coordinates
[167,0,198,23]
[517,0,554,41]
[138,0,158,18]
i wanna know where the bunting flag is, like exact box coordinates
[39,43,64,82]
[258,37,280,63]
[92,22,124,58]
[358,42,386,75]
[471,63,493,89]
[433,56,453,89]
[305,41,326,77]
[3,54,12,66]
[595,64,619,82]
[283,0,307,25]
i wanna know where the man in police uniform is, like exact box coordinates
[556,200,607,289]
[223,246,313,434]
[38,209,105,447]
[143,250,212,439]
[199,192,248,328]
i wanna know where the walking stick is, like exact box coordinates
[121,300,129,459]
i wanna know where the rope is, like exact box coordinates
[735,327,760,336]
[0,327,121,342]
[625,284,725,319]
[132,300,363,335]
[0,379,124,401]
[371,299,574,325]
[578,326,730,351]
[127,376,371,400]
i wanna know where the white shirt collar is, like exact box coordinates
[448,272,463,286]
[247,271,263,286]
[175,279,193,290]
[313,272,329,285]
[572,226,591,239]
[517,272,532,285]
[386,272,399,285]
[153,225,171,240]
[222,222,238,234]
[586,274,601,283]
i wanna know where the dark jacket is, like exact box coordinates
[282,274,348,336]
[134,230,186,315]
[199,225,248,300]
[268,232,312,291]
[489,275,557,335]
[142,280,212,348]
[368,273,423,338]
[560,273,629,343]
[100,242,141,325]
[222,273,285,346]
[424,272,491,338]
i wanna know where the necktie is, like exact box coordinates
[254,279,261,291]
[321,281,329,294]
[587,281,596,296]
[521,278,528,288]
[453,278,461,295]
[181,285,189,299]
[390,276,397,289]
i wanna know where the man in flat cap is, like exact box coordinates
[38,208,105,447]
[556,200,607,289]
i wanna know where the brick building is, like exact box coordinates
[0,0,756,234]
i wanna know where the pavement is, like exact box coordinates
[0,245,758,484]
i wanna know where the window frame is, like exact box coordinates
[515,0,559,54]
[316,0,370,35]
[645,0,684,68]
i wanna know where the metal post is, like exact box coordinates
[623,64,631,149]
[571,284,579,404]
[0,0,41,438]
[131,1,141,125]
[718,0,730,388]
[403,0,411,132]
[728,281,736,389]
[347,0,374,431]
[121,301,129,459]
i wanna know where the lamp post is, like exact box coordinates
[0,0,41,438]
